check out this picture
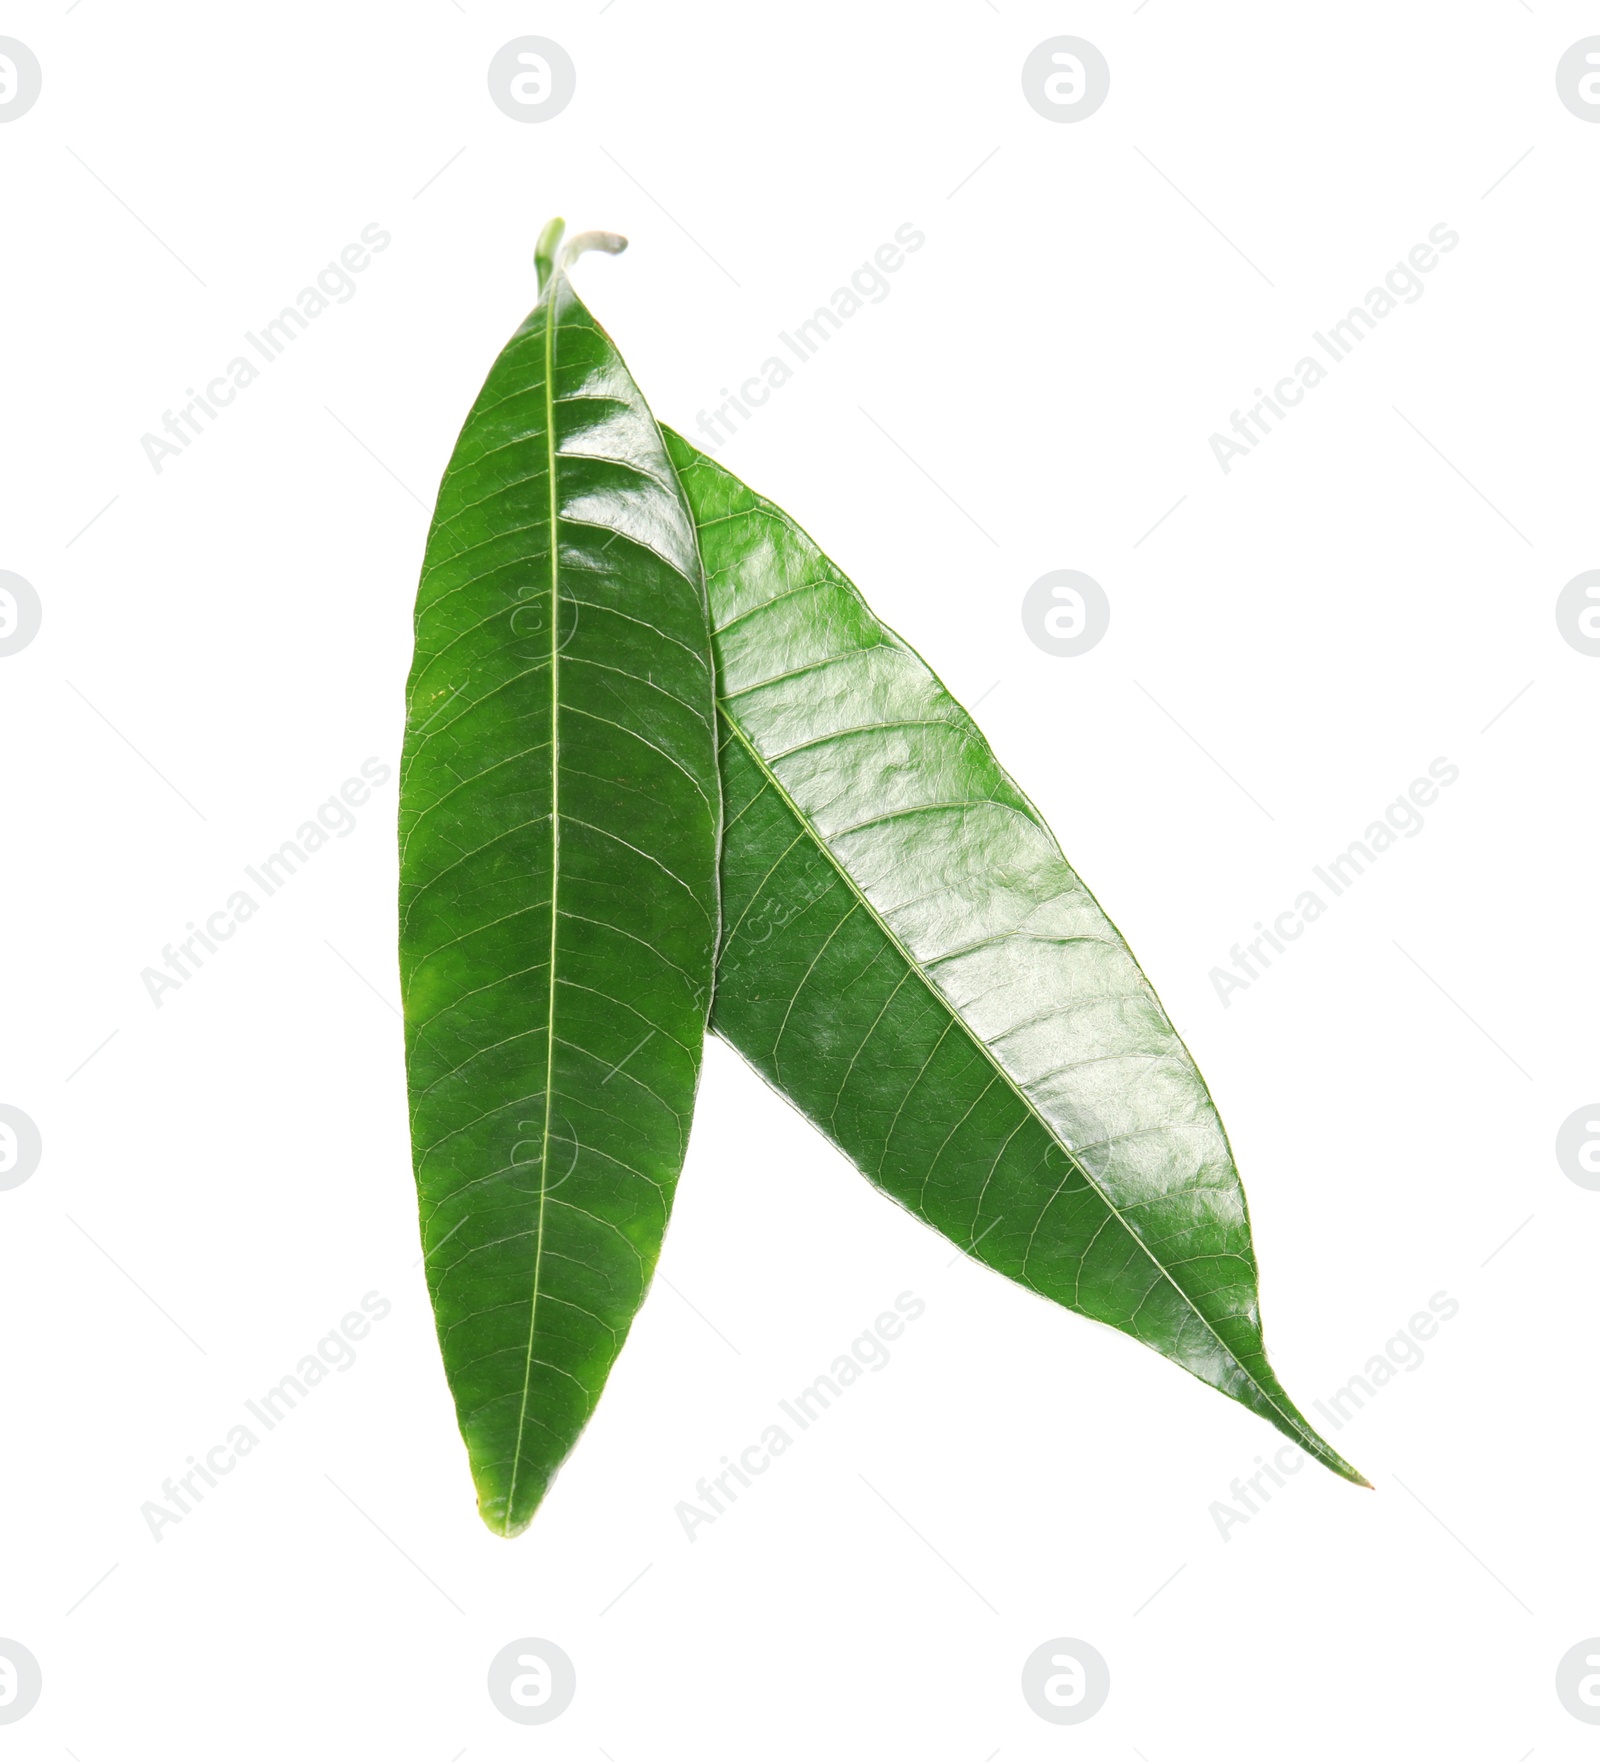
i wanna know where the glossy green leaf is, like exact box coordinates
[666,430,1365,1485]
[399,231,720,1537]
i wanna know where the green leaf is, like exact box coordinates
[666,430,1365,1486]
[399,228,720,1537]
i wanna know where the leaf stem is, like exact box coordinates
[534,216,565,294]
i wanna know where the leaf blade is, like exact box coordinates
[399,265,720,1537]
[668,430,1363,1485]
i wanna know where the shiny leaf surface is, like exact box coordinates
[668,431,1363,1484]
[399,241,720,1536]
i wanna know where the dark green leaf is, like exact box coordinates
[399,233,720,1537]
[667,430,1364,1485]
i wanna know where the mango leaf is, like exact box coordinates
[399,227,720,1537]
[666,430,1365,1485]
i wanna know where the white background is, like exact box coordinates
[3,3,1596,1756]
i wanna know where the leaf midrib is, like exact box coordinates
[502,279,563,1534]
[716,706,1327,1461]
